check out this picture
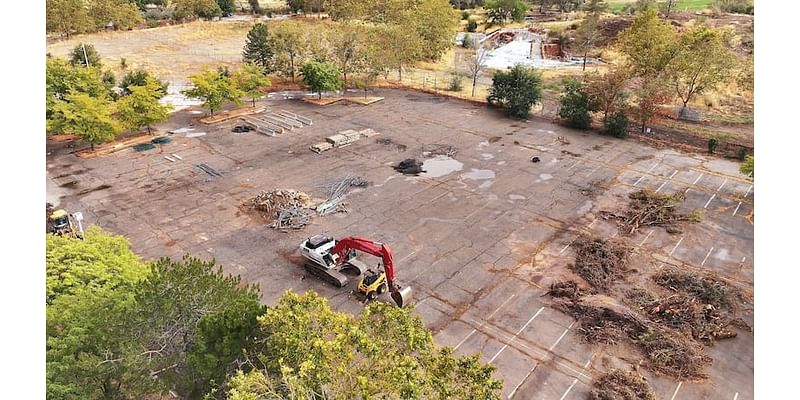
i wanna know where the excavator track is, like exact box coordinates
[304,262,349,288]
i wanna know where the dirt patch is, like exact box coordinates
[376,138,408,152]
[600,189,701,235]
[570,238,630,291]
[589,369,656,400]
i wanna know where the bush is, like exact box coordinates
[448,72,464,92]
[462,11,470,20]
[462,33,474,48]
[487,65,543,119]
[707,137,719,154]
[739,155,753,177]
[467,19,478,32]
[714,0,754,14]
[605,111,629,138]
[558,78,592,129]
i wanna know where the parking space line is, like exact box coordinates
[743,184,753,198]
[717,178,728,192]
[455,293,516,350]
[670,381,683,400]
[633,160,661,186]
[669,236,684,256]
[489,306,545,363]
[558,357,593,400]
[638,229,654,247]
[701,247,714,266]
[685,173,704,193]
[655,169,679,193]
[733,184,753,216]
[704,193,717,209]
[733,392,739,400]
[585,164,602,177]
[508,364,537,399]
[549,321,576,351]
[732,202,742,216]
[567,159,583,171]
[560,220,598,254]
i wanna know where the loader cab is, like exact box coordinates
[49,210,70,232]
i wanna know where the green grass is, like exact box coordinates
[607,0,715,13]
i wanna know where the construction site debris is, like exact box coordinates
[315,176,369,216]
[421,144,457,158]
[151,136,172,145]
[310,142,333,153]
[570,238,630,291]
[600,189,701,235]
[376,138,408,152]
[546,281,589,299]
[653,269,750,310]
[562,150,582,157]
[245,189,312,219]
[232,125,254,133]
[394,159,425,175]
[271,205,315,232]
[589,369,657,400]
[195,163,222,177]
[312,128,381,153]
[531,156,541,163]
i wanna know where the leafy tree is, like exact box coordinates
[101,70,116,87]
[485,0,529,24]
[616,8,678,79]
[69,43,103,68]
[243,23,278,74]
[467,18,478,32]
[119,69,169,97]
[574,14,601,71]
[582,0,607,13]
[48,92,122,150]
[46,0,92,37]
[174,0,222,19]
[604,110,629,138]
[233,63,272,107]
[183,69,244,115]
[632,77,671,133]
[225,291,503,399]
[740,155,753,177]
[450,0,486,9]
[301,61,343,99]
[46,57,109,116]
[586,66,630,122]
[405,0,459,61]
[670,25,736,117]
[247,0,261,14]
[117,77,173,134]
[487,65,543,119]
[559,78,592,129]
[376,23,422,82]
[134,0,168,10]
[217,0,236,14]
[87,0,144,31]
[328,22,367,88]
[272,20,310,82]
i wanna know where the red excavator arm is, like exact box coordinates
[330,236,411,306]
[331,237,396,288]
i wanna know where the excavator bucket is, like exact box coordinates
[391,286,413,308]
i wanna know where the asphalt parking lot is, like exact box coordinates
[47,88,754,399]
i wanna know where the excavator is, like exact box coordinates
[299,235,413,307]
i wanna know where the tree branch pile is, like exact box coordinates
[600,189,701,235]
[244,189,312,219]
[589,369,657,400]
[570,238,631,291]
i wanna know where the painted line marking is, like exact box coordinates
[633,160,661,187]
[669,236,684,256]
[743,184,753,198]
[639,229,654,247]
[549,321,575,351]
[560,219,598,254]
[508,364,537,399]
[704,193,717,209]
[670,381,683,400]
[585,164,602,177]
[567,159,583,171]
[655,169,679,193]
[455,294,516,350]
[558,357,593,400]
[717,178,728,192]
[733,184,753,216]
[701,247,714,267]
[733,392,739,400]
[732,202,742,216]
[489,306,545,363]
[686,173,704,193]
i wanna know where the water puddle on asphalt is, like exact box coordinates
[539,173,553,181]
[462,169,496,180]
[421,156,464,178]
[509,194,526,200]
[481,153,495,160]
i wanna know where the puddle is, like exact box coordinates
[462,169,496,180]
[421,156,463,178]
[509,194,526,200]
[481,153,495,160]
[497,161,507,165]
[539,173,553,181]
[479,180,493,189]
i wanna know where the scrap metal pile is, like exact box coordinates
[421,144,457,158]
[601,189,701,235]
[315,176,369,215]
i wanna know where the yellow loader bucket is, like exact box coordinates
[391,286,413,308]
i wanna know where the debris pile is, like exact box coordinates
[546,280,589,300]
[600,189,701,235]
[315,176,369,215]
[421,144,457,158]
[245,189,312,223]
[311,128,381,154]
[394,159,425,175]
[196,163,222,178]
[232,125,254,133]
[376,138,408,152]
[570,238,630,291]
[133,143,156,152]
[589,369,657,400]
[271,206,315,232]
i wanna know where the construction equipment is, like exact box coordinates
[49,209,84,239]
[299,235,413,307]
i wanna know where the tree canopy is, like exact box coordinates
[183,69,244,115]
[243,23,278,74]
[47,92,122,149]
[233,63,271,107]
[558,78,592,129]
[616,8,678,79]
[69,43,103,68]
[301,61,343,99]
[485,0,529,24]
[117,76,172,134]
[174,0,222,20]
[46,57,109,116]
[487,65,543,119]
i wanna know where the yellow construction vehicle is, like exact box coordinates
[49,209,84,239]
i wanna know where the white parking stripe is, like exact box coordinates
[558,357,593,400]
[701,247,714,266]
[656,169,679,193]
[638,229,654,246]
[455,293,516,350]
[633,160,661,186]
[567,159,583,171]
[686,173,704,193]
[549,321,576,351]
[704,193,717,209]
[717,178,728,192]
[489,307,545,363]
[508,364,537,399]
[585,164,602,177]
[732,202,742,216]
[670,381,683,400]
[733,392,739,400]
[670,236,684,256]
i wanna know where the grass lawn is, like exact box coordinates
[606,0,715,13]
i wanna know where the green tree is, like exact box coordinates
[616,8,678,79]
[403,0,459,61]
[487,65,543,119]
[559,78,592,129]
[119,69,169,97]
[574,14,601,71]
[272,20,310,82]
[485,0,529,24]
[174,0,222,19]
[247,0,261,14]
[377,23,422,82]
[46,0,92,37]
[328,22,367,88]
[301,61,343,99]
[70,43,103,68]
[632,77,671,133]
[87,0,144,31]
[217,0,236,14]
[46,57,109,116]
[233,63,272,107]
[740,155,753,177]
[670,25,736,117]
[604,110,629,138]
[117,77,173,134]
[225,291,503,399]
[243,23,277,74]
[48,92,122,150]
[183,69,244,115]
[586,66,630,122]
[582,0,607,13]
